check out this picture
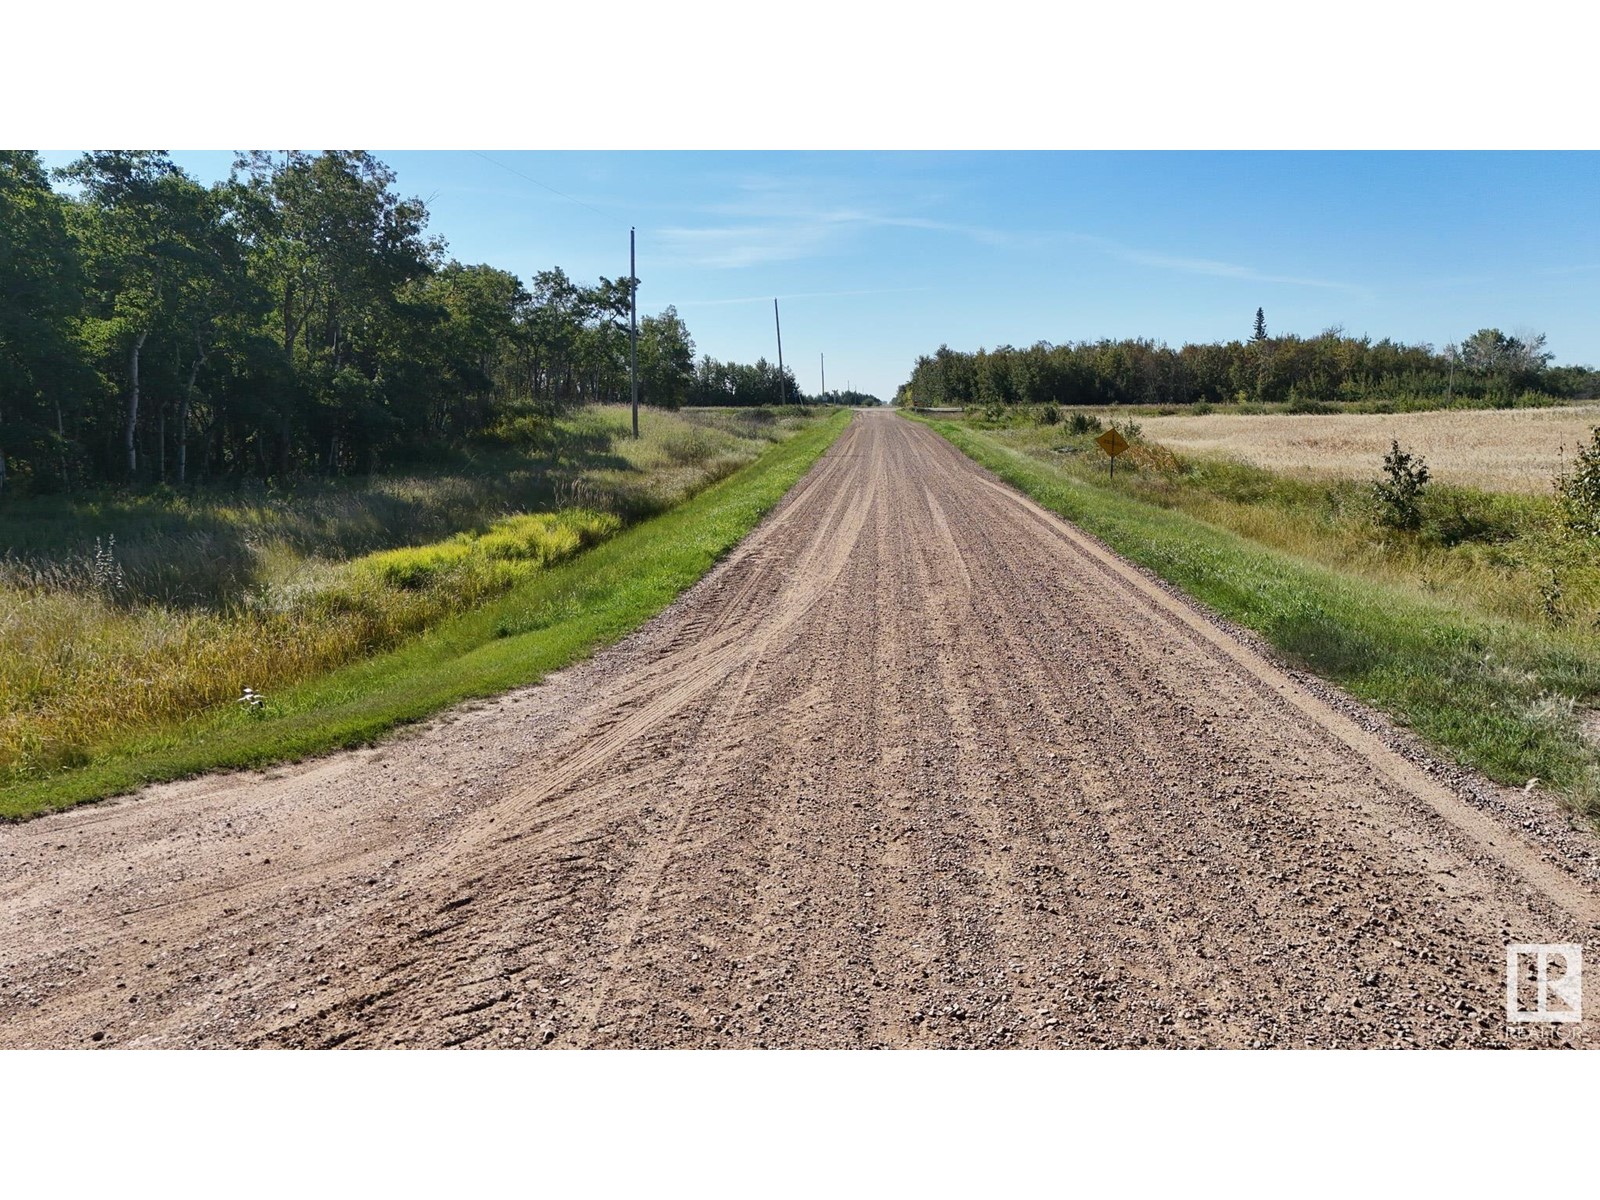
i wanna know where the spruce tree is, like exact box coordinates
[1253,307,1267,341]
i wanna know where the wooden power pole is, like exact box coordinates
[774,298,786,405]
[820,351,825,404]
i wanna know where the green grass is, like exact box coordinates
[0,409,851,819]
[918,415,1600,824]
[0,405,823,606]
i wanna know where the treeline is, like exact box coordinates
[686,356,801,407]
[680,356,879,408]
[895,324,1600,410]
[0,150,786,497]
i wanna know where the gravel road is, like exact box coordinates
[3,410,1596,1048]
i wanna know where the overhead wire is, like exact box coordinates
[468,150,614,222]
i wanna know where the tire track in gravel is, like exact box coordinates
[2,410,1596,1049]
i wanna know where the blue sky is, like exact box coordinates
[41,151,1600,401]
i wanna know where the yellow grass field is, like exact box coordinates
[1138,404,1600,494]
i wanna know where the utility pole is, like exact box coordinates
[820,352,825,404]
[630,227,639,438]
[774,298,786,405]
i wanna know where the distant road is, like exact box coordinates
[3,410,1595,1048]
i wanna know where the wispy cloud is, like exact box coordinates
[1065,232,1369,296]
[654,223,835,269]
[654,174,1009,268]
[654,172,1369,299]
[675,286,935,307]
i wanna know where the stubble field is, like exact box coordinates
[1138,404,1600,494]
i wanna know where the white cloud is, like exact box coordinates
[674,286,935,307]
[654,223,835,269]
[1065,232,1368,295]
[655,173,1008,268]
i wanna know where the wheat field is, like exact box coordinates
[1139,404,1600,494]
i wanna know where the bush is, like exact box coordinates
[1373,439,1430,532]
[1555,426,1600,538]
[1111,417,1143,441]
[1037,403,1061,426]
[1066,411,1102,436]
[1425,492,1496,547]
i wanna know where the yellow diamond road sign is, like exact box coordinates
[1096,428,1130,457]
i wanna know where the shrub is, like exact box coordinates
[1037,403,1061,426]
[1425,492,1497,547]
[1111,417,1143,441]
[1373,439,1430,532]
[1555,426,1600,538]
[1066,411,1101,436]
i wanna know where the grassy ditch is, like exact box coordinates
[1,407,850,818]
[918,413,1600,824]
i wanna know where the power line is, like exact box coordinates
[469,150,612,221]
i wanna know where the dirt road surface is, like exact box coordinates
[4,411,1597,1049]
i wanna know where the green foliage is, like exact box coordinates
[1373,439,1430,532]
[476,511,620,563]
[638,306,696,409]
[0,150,790,499]
[895,327,1594,412]
[1066,411,1102,436]
[687,355,803,407]
[358,540,474,590]
[1555,426,1600,539]
[0,151,95,494]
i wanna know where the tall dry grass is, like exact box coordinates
[0,405,826,785]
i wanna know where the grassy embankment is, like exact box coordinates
[917,410,1600,823]
[1,406,850,819]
